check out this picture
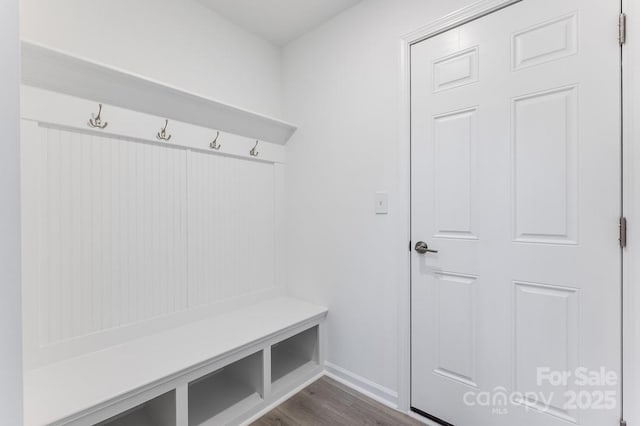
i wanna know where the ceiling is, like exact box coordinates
[198,0,364,46]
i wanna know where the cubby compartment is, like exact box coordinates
[97,390,175,426]
[271,326,319,391]
[188,351,263,426]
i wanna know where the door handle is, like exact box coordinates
[415,241,438,254]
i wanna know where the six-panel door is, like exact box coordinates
[411,0,621,425]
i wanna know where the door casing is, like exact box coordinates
[621,0,637,424]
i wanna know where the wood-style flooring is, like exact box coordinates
[251,377,425,426]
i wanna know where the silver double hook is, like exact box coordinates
[88,104,108,129]
[250,140,259,157]
[210,131,222,150]
[157,119,172,141]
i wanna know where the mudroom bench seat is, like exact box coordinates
[24,297,327,426]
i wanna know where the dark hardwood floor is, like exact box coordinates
[251,377,425,426]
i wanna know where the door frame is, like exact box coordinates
[621,0,637,424]
[397,0,632,422]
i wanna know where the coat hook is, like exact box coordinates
[209,131,222,150]
[157,119,172,141]
[88,104,108,129]
[250,140,259,157]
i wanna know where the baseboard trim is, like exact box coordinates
[324,361,399,409]
[239,371,325,426]
[241,365,403,424]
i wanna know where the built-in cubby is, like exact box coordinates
[188,351,263,426]
[24,298,326,426]
[271,325,319,392]
[97,390,175,426]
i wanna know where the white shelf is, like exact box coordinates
[188,352,263,426]
[21,41,298,145]
[98,390,175,426]
[272,357,320,395]
[271,326,319,393]
[23,297,327,426]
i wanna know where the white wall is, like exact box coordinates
[0,0,23,422]
[282,0,475,402]
[20,0,284,118]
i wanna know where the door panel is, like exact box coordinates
[410,1,620,425]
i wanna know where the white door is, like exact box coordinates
[410,1,621,425]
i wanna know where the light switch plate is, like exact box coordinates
[375,192,389,215]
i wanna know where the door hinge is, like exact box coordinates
[619,13,627,45]
[620,217,628,248]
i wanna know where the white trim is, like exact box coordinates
[175,384,188,426]
[402,0,522,45]
[396,32,413,414]
[397,0,526,413]
[622,0,637,424]
[324,361,399,409]
[0,0,23,422]
[242,369,441,425]
[239,371,325,426]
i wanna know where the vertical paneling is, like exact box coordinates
[188,152,276,307]
[22,121,280,360]
[24,126,189,347]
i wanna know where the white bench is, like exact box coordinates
[24,297,328,426]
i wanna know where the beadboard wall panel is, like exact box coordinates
[22,124,189,349]
[188,151,276,307]
[21,89,284,369]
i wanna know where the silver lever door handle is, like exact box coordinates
[415,241,438,254]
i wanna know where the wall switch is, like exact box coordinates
[375,192,389,215]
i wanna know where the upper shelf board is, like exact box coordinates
[21,41,298,145]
